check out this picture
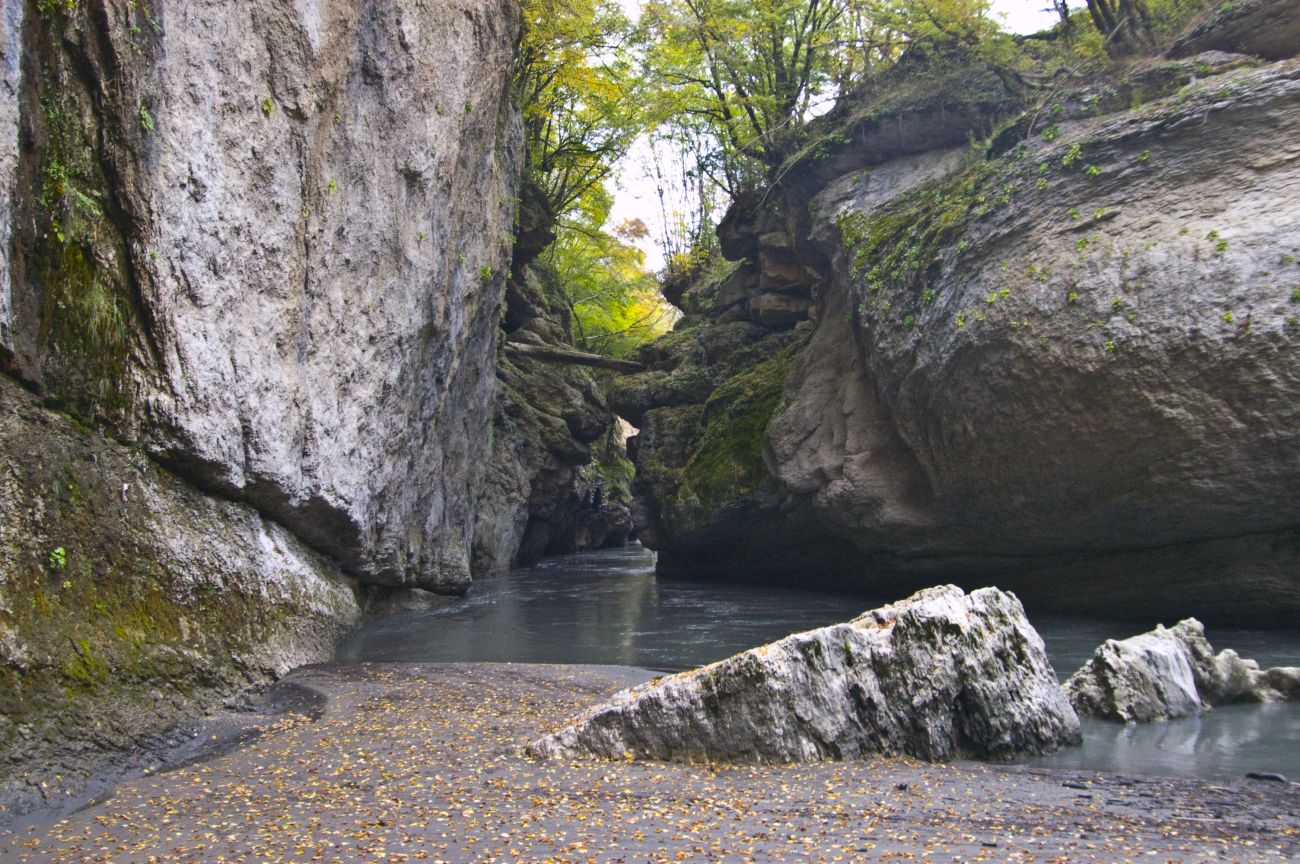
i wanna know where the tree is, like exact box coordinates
[1082,0,1155,54]
[544,187,675,356]
[641,0,855,175]
[517,0,644,215]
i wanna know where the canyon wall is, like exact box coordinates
[617,47,1300,626]
[0,0,523,810]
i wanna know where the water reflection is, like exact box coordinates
[337,544,1300,781]
[1025,702,1300,781]
[337,545,879,669]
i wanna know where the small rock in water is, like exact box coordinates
[528,585,1081,763]
[1245,771,1288,783]
[1065,618,1299,723]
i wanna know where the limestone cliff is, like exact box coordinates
[473,183,633,574]
[0,0,522,809]
[618,43,1300,626]
[2,0,521,594]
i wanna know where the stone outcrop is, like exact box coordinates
[529,585,1081,763]
[1066,618,1300,723]
[0,374,361,813]
[2,0,522,593]
[1169,0,1300,61]
[619,46,1300,625]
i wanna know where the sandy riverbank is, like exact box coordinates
[3,662,1297,862]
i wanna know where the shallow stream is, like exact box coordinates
[338,545,1300,782]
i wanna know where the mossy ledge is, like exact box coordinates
[0,375,361,816]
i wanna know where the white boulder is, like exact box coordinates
[528,585,1081,763]
[1066,618,1299,722]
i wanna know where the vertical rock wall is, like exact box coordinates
[616,50,1300,626]
[0,0,526,812]
[2,0,522,593]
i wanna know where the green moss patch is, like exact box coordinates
[29,9,140,414]
[676,342,802,518]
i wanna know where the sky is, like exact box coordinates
[608,0,1072,271]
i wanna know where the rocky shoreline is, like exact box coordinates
[3,662,1296,862]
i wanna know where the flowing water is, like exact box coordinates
[338,544,1300,782]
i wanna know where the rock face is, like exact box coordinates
[1169,0,1300,61]
[0,0,534,807]
[529,585,1081,763]
[619,47,1300,625]
[2,0,522,592]
[0,374,361,809]
[1066,618,1300,722]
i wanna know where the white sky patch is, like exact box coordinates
[609,0,1076,271]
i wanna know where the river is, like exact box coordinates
[338,544,1300,782]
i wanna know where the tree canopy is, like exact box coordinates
[514,0,1215,352]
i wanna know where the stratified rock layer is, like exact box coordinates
[529,585,1081,763]
[1066,618,1300,723]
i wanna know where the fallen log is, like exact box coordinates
[503,341,645,373]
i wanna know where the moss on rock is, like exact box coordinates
[675,342,802,519]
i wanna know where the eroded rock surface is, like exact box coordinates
[529,585,1081,763]
[471,185,633,574]
[1066,618,1300,722]
[619,50,1300,625]
[0,374,360,813]
[2,0,522,592]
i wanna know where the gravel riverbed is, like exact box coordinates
[3,663,1297,863]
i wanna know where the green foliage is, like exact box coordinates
[260,97,274,117]
[546,194,674,356]
[516,0,670,357]
[49,546,67,569]
[642,0,1003,187]
[517,0,643,216]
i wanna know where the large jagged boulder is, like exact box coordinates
[528,586,1081,763]
[1065,618,1300,723]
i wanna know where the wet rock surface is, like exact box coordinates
[1067,618,1300,723]
[529,586,1081,763]
[5,662,1297,862]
